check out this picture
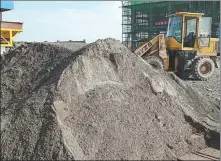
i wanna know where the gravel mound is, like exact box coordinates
[45,41,87,51]
[185,68,220,107]
[4,41,86,54]
[1,38,220,160]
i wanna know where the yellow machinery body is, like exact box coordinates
[1,21,23,47]
[166,37,218,56]
[134,12,219,80]
[166,12,219,55]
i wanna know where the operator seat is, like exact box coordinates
[184,32,196,47]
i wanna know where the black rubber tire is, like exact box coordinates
[143,56,164,70]
[192,57,215,81]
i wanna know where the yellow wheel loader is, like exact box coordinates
[134,12,220,80]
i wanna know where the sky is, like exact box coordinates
[2,1,122,43]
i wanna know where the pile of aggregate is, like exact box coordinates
[185,68,220,107]
[1,38,220,160]
[45,41,87,51]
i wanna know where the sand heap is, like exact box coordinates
[1,39,220,160]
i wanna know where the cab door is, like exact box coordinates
[183,16,198,49]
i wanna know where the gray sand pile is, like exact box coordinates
[1,38,220,160]
[45,41,87,51]
[185,68,220,107]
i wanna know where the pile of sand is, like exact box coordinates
[1,39,220,160]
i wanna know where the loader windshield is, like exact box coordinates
[166,16,182,43]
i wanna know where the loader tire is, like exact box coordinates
[192,57,215,81]
[144,56,164,70]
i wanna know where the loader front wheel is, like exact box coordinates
[192,57,215,81]
[144,56,164,70]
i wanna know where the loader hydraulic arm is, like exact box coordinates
[133,34,169,70]
[133,34,168,59]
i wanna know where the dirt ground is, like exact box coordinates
[1,39,220,160]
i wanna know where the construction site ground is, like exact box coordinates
[1,40,220,160]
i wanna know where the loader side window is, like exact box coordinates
[166,16,182,43]
[199,17,212,36]
[198,17,212,48]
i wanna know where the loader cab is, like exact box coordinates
[166,12,212,50]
